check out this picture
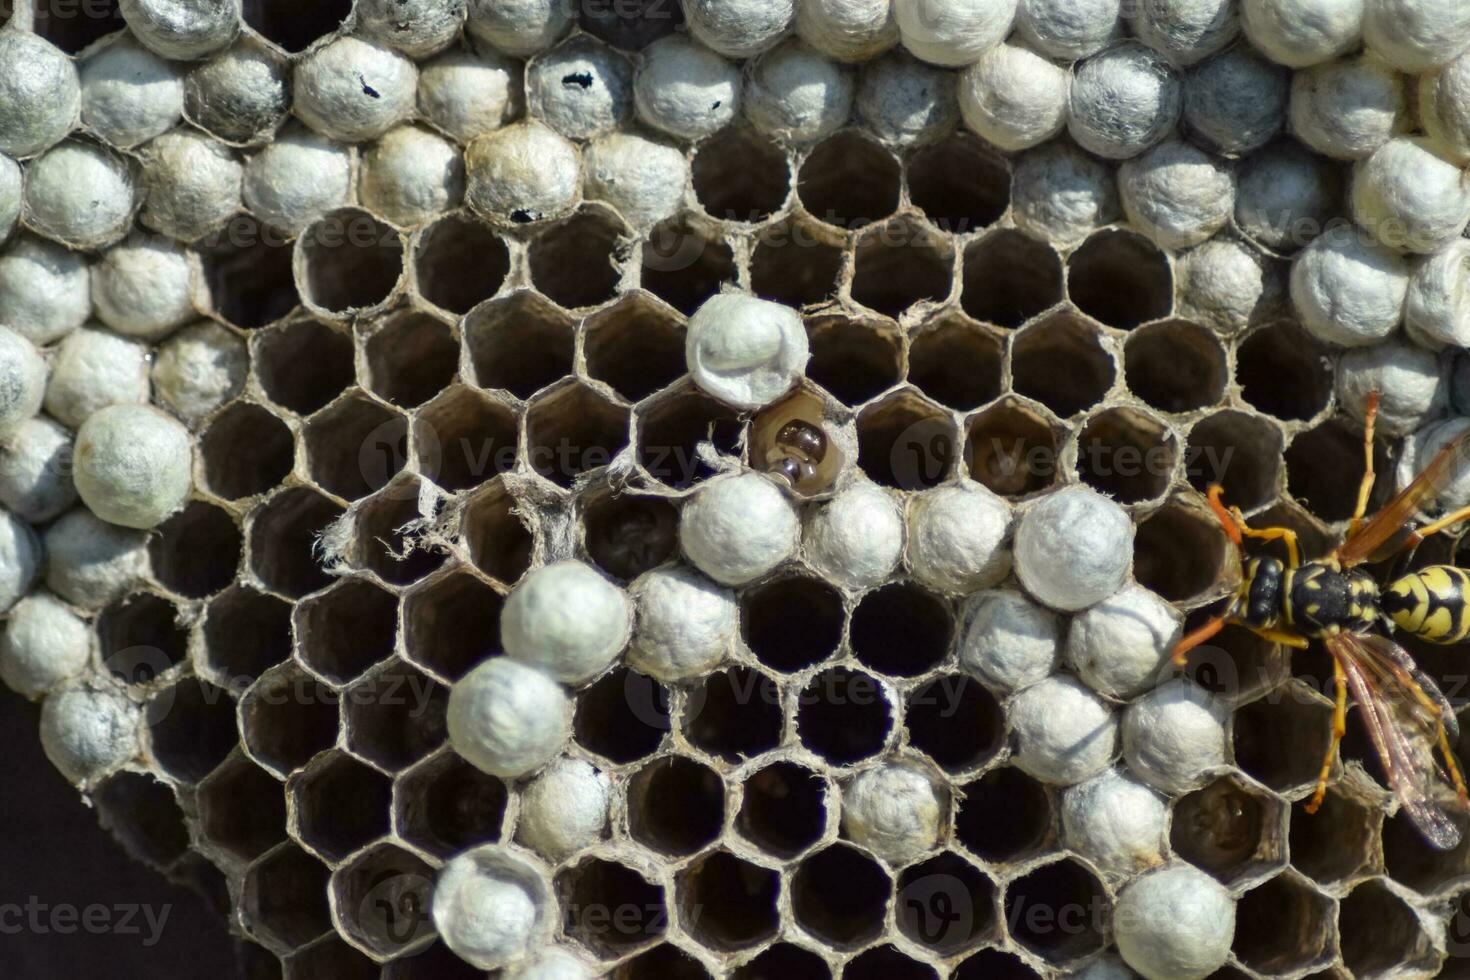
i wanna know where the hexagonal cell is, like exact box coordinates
[241,664,340,777]
[344,662,447,773]
[245,0,351,52]
[850,218,954,317]
[1133,496,1233,604]
[806,314,903,406]
[529,208,627,310]
[199,753,288,863]
[751,219,844,308]
[1067,229,1173,329]
[742,575,844,673]
[415,387,517,493]
[906,675,1004,774]
[731,943,829,979]
[1384,805,1470,896]
[413,213,510,315]
[94,771,191,868]
[907,134,1009,234]
[297,210,405,316]
[363,313,458,410]
[965,398,1061,497]
[99,592,188,685]
[1186,411,1283,512]
[897,852,997,956]
[462,482,534,584]
[1289,789,1378,885]
[844,945,938,980]
[304,393,407,501]
[1237,322,1334,422]
[237,939,283,980]
[282,936,378,980]
[956,767,1052,863]
[201,216,299,329]
[797,668,893,766]
[953,949,1043,979]
[852,582,953,677]
[1011,313,1115,419]
[628,755,725,856]
[289,752,393,863]
[641,217,738,315]
[909,316,1003,412]
[1233,871,1336,973]
[961,231,1064,329]
[297,578,399,685]
[583,491,679,581]
[737,761,827,859]
[575,667,670,764]
[1287,418,1391,524]
[402,570,504,683]
[799,132,900,230]
[792,843,890,949]
[1075,406,1178,505]
[244,844,333,952]
[331,843,437,961]
[1125,319,1228,414]
[201,403,295,501]
[526,381,631,487]
[584,294,687,402]
[394,752,507,858]
[353,482,447,586]
[379,943,483,980]
[694,126,791,223]
[615,942,710,979]
[636,384,742,490]
[151,500,242,599]
[683,666,783,763]
[1234,694,1335,794]
[27,0,124,53]
[557,857,668,956]
[465,291,576,400]
[856,391,958,490]
[1172,774,1285,885]
[1003,859,1107,964]
[581,0,683,49]
[677,850,780,951]
[148,677,239,783]
[256,318,355,416]
[1339,879,1440,976]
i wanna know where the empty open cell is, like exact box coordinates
[640,218,738,315]
[298,210,405,316]
[582,0,683,48]
[244,0,351,52]
[250,489,343,598]
[344,663,447,772]
[1067,230,1173,330]
[906,676,1003,774]
[241,665,339,777]
[1234,874,1335,976]
[731,943,829,980]
[741,575,844,673]
[296,579,399,685]
[1075,407,1177,504]
[182,853,231,918]
[1339,880,1439,976]
[289,752,393,863]
[199,754,288,863]
[677,851,780,951]
[403,571,504,682]
[303,393,407,501]
[1234,696,1334,793]
[1003,859,1106,964]
[953,949,1042,979]
[151,501,242,599]
[413,213,510,315]
[965,399,1060,497]
[202,217,299,329]
[416,387,518,493]
[95,771,191,868]
[237,939,282,980]
[462,483,533,585]
[575,667,669,764]
[750,221,844,308]
[907,135,1009,234]
[791,843,889,949]
[381,943,483,980]
[354,484,446,586]
[1133,499,1232,604]
[1289,790,1377,886]
[465,291,576,400]
[956,767,1052,863]
[1124,320,1227,414]
[201,403,295,501]
[364,313,458,410]
[256,319,354,416]
[961,231,1064,329]
[529,209,627,310]
[737,761,827,858]
[584,293,687,402]
[1011,314,1115,418]
[851,582,953,677]
[244,844,334,952]
[283,937,378,980]
[684,667,783,763]
[909,316,1003,412]
[526,382,631,487]
[331,844,437,960]
[99,593,188,685]
[628,755,725,855]
[583,491,679,581]
[897,853,997,956]
[148,677,239,783]
[844,946,937,980]
[395,752,507,858]
[856,392,957,490]
[1171,775,1279,885]
[799,132,900,229]
[616,943,709,980]
[556,857,667,956]
[1186,411,1282,512]
[850,219,954,317]
[636,385,742,489]
[1236,322,1333,422]
[25,0,123,53]
[693,126,790,223]
[796,668,893,766]
[1383,805,1470,896]
[806,315,903,406]
[1286,419,1390,524]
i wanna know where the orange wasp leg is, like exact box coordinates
[1349,391,1381,540]
[1172,615,1227,667]
[1306,656,1348,814]
[1207,484,1302,567]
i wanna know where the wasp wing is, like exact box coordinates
[1328,632,1465,849]
[1336,426,1470,567]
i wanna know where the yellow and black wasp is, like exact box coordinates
[1174,393,1470,848]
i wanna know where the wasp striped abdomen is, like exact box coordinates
[1383,565,1470,644]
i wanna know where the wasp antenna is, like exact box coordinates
[1205,485,1243,546]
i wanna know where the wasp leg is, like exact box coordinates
[1307,657,1348,814]
[1173,614,1228,666]
[1249,627,1311,649]
[1206,485,1303,567]
[1405,503,1470,550]
[1349,391,1381,540]
[1237,524,1302,569]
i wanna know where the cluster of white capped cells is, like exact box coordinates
[1,0,1469,977]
